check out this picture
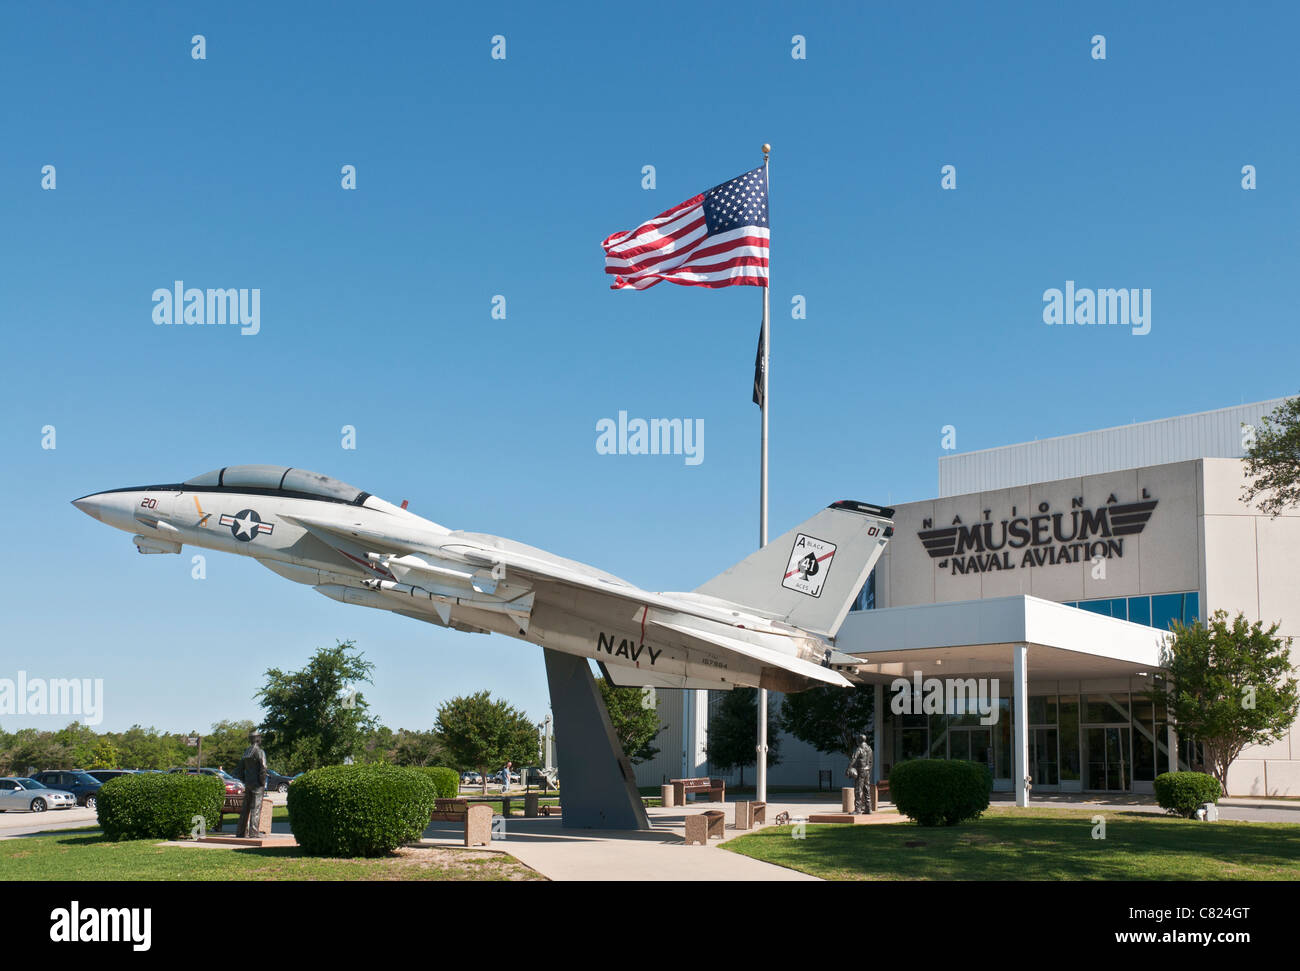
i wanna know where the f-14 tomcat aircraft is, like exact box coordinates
[73,466,894,693]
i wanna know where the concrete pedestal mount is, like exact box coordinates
[465,804,492,847]
[543,648,651,830]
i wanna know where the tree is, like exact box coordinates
[255,641,378,774]
[1161,610,1299,796]
[435,691,537,793]
[1242,395,1300,517]
[202,720,258,770]
[115,725,187,770]
[596,678,665,765]
[0,728,68,775]
[391,728,446,767]
[781,684,875,759]
[53,721,99,767]
[85,738,120,770]
[359,725,397,764]
[706,688,781,787]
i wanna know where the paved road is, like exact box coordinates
[0,791,290,839]
[0,806,97,838]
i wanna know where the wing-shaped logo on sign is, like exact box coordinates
[1106,500,1158,535]
[918,526,960,559]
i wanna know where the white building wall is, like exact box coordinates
[630,687,686,788]
[1201,458,1300,796]
[939,399,1290,497]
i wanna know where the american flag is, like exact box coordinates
[601,166,769,290]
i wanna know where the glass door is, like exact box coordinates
[1084,726,1131,791]
[1031,728,1059,786]
[950,727,993,771]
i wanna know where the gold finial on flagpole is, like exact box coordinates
[761,143,771,160]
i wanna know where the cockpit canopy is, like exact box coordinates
[183,466,369,505]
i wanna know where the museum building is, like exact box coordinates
[633,398,1300,800]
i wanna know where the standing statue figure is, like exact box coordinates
[846,733,874,814]
[235,730,268,838]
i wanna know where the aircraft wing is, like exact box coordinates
[646,619,852,688]
[438,542,744,626]
[278,512,449,562]
[445,541,850,689]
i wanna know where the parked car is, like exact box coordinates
[86,769,137,784]
[0,777,78,813]
[30,770,103,809]
[265,769,294,793]
[461,772,482,786]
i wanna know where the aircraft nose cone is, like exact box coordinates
[72,496,105,522]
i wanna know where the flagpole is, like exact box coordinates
[757,142,771,807]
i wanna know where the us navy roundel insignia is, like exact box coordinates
[218,508,274,542]
[783,533,836,598]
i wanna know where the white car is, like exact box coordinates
[0,777,78,812]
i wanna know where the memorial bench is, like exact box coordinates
[684,810,726,845]
[431,798,469,822]
[216,794,272,835]
[671,777,726,805]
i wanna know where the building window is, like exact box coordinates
[1059,697,1080,782]
[1128,596,1151,626]
[1065,592,1200,631]
[851,569,876,611]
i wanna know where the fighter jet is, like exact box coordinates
[73,466,894,692]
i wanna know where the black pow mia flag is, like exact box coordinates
[752,324,765,407]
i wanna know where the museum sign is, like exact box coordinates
[917,490,1157,575]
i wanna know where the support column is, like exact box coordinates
[543,649,650,830]
[872,682,883,784]
[1013,644,1029,808]
[686,688,710,777]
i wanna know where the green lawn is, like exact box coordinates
[1,828,544,881]
[722,807,1300,880]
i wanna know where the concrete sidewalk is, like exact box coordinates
[416,796,905,880]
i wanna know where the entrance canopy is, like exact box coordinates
[836,595,1167,682]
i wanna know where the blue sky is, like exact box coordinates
[2,2,1296,735]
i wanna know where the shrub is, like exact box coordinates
[889,759,992,826]
[288,764,438,857]
[1154,771,1222,818]
[97,773,224,841]
[413,766,460,798]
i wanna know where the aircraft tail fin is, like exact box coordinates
[692,500,894,638]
